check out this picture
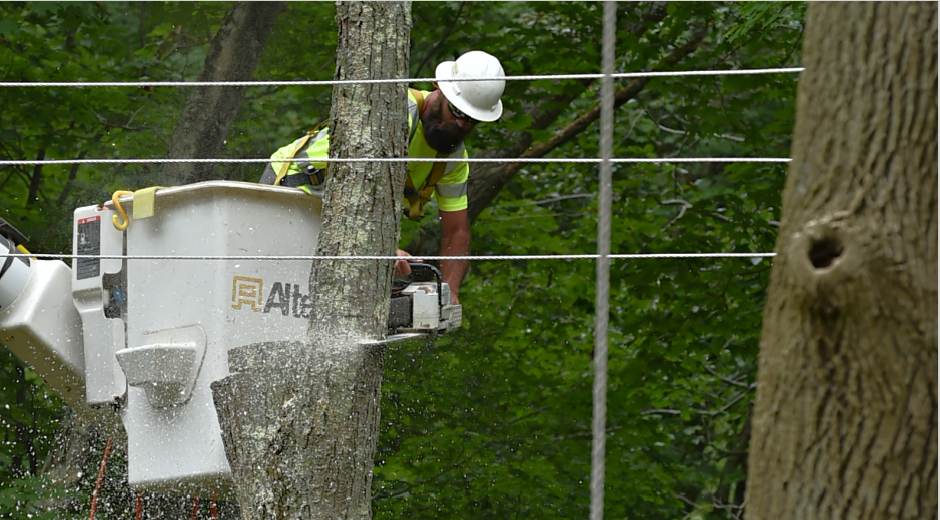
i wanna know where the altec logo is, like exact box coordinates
[231,275,313,318]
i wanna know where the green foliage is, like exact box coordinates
[0,473,79,520]
[0,1,230,253]
[0,349,63,475]
[0,350,66,518]
[377,2,801,518]
[0,2,805,518]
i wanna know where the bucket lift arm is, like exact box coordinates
[0,218,88,411]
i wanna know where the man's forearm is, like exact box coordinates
[440,230,470,304]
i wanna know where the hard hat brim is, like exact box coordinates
[435,61,503,123]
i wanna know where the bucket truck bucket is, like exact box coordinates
[86,181,322,497]
[11,179,457,498]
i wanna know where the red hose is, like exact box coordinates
[88,437,113,520]
[135,490,143,520]
[210,492,219,520]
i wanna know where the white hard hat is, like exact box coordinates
[435,50,505,122]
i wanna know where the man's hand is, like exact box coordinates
[395,249,420,278]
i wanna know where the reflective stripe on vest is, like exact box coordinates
[434,182,468,199]
[273,123,328,186]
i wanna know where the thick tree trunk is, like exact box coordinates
[212,3,411,519]
[746,3,937,520]
[160,1,285,186]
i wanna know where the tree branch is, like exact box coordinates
[374,445,481,500]
[160,2,285,187]
[641,383,755,417]
[412,2,469,78]
[700,384,756,416]
[467,26,708,224]
[550,425,622,442]
[56,149,89,207]
[703,364,750,388]
[661,198,693,231]
[25,148,44,209]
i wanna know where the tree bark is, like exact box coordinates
[746,3,937,520]
[212,3,411,519]
[160,1,285,187]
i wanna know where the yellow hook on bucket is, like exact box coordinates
[111,190,133,231]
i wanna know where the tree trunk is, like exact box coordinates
[160,1,285,187]
[212,3,411,519]
[746,3,937,520]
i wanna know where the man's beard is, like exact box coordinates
[421,103,464,154]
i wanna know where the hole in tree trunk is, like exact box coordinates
[808,236,844,268]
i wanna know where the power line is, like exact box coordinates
[0,157,791,166]
[1,252,777,261]
[591,4,616,519]
[0,67,804,88]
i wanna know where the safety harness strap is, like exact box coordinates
[404,88,448,221]
[404,156,447,220]
[410,88,425,114]
[273,121,328,187]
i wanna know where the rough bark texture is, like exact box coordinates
[746,3,937,520]
[213,340,387,519]
[212,3,411,519]
[311,0,411,336]
[160,1,285,186]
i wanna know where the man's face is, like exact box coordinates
[421,91,476,154]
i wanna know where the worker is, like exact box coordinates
[259,50,505,305]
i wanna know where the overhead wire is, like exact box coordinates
[0,252,777,261]
[0,67,804,88]
[0,66,800,168]
[591,4,616,519]
[0,156,790,165]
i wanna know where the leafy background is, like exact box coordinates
[0,2,805,518]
